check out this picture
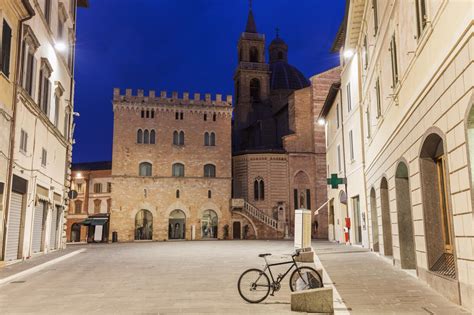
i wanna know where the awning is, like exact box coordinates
[80,218,108,226]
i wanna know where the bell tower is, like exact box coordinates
[233,3,270,142]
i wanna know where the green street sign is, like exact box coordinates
[327,174,345,189]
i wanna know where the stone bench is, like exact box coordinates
[291,287,333,314]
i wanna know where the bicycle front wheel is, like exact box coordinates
[289,266,323,291]
[237,268,271,303]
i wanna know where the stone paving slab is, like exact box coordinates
[0,241,319,314]
[312,240,470,315]
[0,246,77,279]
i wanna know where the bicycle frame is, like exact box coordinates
[261,255,298,291]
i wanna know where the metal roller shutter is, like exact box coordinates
[32,201,45,253]
[49,206,58,250]
[5,192,23,261]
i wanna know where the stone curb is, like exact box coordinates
[0,249,86,286]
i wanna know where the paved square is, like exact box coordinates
[0,241,304,314]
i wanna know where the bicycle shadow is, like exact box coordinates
[260,301,291,305]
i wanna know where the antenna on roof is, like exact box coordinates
[249,0,252,10]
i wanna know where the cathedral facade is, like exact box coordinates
[230,8,339,239]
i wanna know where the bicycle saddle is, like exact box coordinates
[258,253,272,257]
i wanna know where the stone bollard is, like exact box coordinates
[291,287,334,313]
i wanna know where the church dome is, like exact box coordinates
[270,61,311,91]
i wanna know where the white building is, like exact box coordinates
[322,0,473,310]
[1,0,88,263]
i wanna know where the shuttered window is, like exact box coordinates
[1,20,12,77]
[390,34,399,88]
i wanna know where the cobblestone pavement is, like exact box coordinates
[312,240,470,315]
[0,240,314,314]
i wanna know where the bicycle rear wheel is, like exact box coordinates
[289,266,323,291]
[237,268,271,303]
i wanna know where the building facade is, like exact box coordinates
[1,0,87,263]
[231,7,338,239]
[322,0,473,310]
[66,161,112,243]
[109,89,233,241]
[0,0,33,263]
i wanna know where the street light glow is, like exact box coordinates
[343,49,354,59]
[318,118,325,126]
[55,42,67,52]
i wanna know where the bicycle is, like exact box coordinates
[237,249,323,303]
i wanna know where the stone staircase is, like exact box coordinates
[231,199,282,234]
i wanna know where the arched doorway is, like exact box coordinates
[395,161,416,269]
[202,210,218,239]
[370,188,379,252]
[420,132,455,278]
[71,223,81,242]
[135,209,153,240]
[380,178,392,256]
[169,210,186,240]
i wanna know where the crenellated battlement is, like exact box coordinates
[113,88,232,107]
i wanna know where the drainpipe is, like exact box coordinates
[1,0,35,261]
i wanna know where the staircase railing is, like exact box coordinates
[232,199,278,230]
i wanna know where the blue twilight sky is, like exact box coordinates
[73,0,345,163]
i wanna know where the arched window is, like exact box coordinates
[208,190,212,198]
[202,210,218,238]
[141,110,145,118]
[150,130,156,144]
[204,132,210,146]
[139,162,152,177]
[204,164,216,177]
[210,132,216,146]
[143,129,149,144]
[213,113,216,121]
[176,189,180,198]
[173,131,179,145]
[173,131,184,145]
[278,51,283,60]
[235,80,240,103]
[146,110,150,118]
[151,110,155,118]
[172,163,185,177]
[249,46,258,62]
[250,78,260,101]
[137,129,143,144]
[74,200,82,214]
[254,177,264,201]
[135,209,153,240]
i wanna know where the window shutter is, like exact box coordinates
[30,57,37,98]
[1,21,12,77]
